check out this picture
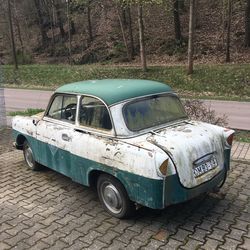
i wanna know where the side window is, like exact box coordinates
[47,95,77,123]
[79,96,112,130]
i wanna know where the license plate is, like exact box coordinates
[193,157,218,178]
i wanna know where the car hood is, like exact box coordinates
[146,121,226,188]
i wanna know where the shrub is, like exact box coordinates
[183,99,228,127]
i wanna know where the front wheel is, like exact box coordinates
[97,174,135,218]
[23,140,41,171]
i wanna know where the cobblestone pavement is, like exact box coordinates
[0,129,250,250]
[232,142,250,161]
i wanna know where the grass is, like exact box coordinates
[234,130,250,143]
[8,109,44,117]
[1,64,250,101]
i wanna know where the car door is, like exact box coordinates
[36,94,78,177]
[70,95,114,185]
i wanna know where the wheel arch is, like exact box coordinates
[15,134,27,149]
[88,169,130,197]
[87,167,164,210]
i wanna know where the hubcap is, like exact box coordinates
[25,145,34,168]
[101,182,122,214]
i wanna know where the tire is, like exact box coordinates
[97,174,135,219]
[23,140,41,171]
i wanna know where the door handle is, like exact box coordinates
[62,133,71,141]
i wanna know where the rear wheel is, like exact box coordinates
[97,174,135,218]
[23,140,41,171]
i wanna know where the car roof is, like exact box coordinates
[55,79,173,106]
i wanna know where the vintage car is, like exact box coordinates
[12,79,234,218]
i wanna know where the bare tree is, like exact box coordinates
[127,6,135,58]
[33,0,48,46]
[87,0,93,44]
[66,0,71,64]
[225,0,232,62]
[54,0,66,38]
[13,0,24,53]
[116,3,130,60]
[173,0,182,44]
[138,3,147,71]
[7,0,18,69]
[245,0,250,47]
[187,0,195,75]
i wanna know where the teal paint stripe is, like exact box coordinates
[164,168,226,206]
[13,130,164,209]
[224,148,231,170]
[13,129,229,209]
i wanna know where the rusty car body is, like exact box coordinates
[12,79,235,218]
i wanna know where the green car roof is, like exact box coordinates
[56,79,173,105]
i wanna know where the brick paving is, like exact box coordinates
[232,142,250,161]
[0,129,250,249]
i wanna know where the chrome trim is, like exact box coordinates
[43,92,116,137]
[44,91,186,139]
[42,116,76,128]
[78,94,116,136]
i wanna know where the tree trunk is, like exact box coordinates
[173,0,182,44]
[245,0,250,47]
[187,0,195,75]
[66,0,71,64]
[33,0,48,46]
[122,8,127,27]
[13,0,24,53]
[8,0,18,70]
[117,5,130,60]
[127,6,135,59]
[55,0,65,38]
[194,0,199,29]
[70,21,76,35]
[49,0,55,54]
[138,3,147,71]
[226,0,232,62]
[87,1,93,44]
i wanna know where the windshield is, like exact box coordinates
[123,94,188,131]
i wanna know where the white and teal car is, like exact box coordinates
[12,79,234,218]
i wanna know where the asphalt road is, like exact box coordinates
[2,88,250,130]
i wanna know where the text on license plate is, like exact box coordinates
[193,157,218,178]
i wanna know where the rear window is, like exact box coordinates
[123,95,187,131]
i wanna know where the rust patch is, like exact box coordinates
[148,151,153,157]
[183,129,192,133]
[26,129,33,136]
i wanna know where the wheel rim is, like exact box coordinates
[24,145,34,169]
[100,181,123,214]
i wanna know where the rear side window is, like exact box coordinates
[79,96,112,130]
[47,95,77,123]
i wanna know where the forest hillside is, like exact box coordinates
[1,0,250,66]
